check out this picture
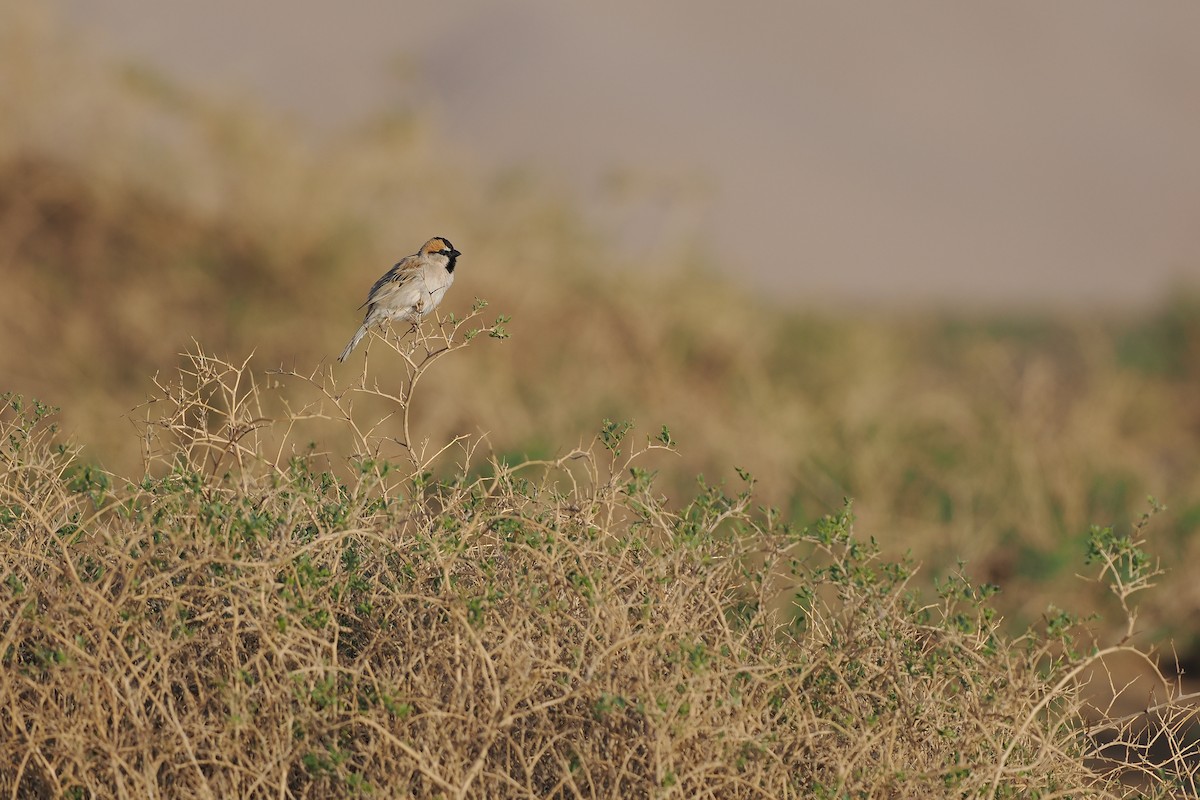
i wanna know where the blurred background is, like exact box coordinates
[57,0,1200,307]
[3,1,1199,654]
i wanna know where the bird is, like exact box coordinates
[338,236,461,362]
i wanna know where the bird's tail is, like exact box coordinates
[338,325,368,363]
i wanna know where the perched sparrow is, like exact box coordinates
[338,236,461,362]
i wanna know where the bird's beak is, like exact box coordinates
[450,249,462,258]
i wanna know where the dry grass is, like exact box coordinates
[2,319,1197,798]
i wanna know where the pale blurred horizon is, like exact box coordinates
[58,0,1200,309]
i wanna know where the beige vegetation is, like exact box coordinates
[1,327,1196,797]
[2,4,1200,795]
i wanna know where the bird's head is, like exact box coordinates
[421,237,462,272]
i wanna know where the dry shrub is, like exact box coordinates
[2,313,1197,799]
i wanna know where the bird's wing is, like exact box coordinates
[359,256,420,310]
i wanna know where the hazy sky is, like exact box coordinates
[59,0,1200,308]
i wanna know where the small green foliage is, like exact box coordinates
[489,314,512,339]
[410,470,432,493]
[1043,606,1077,641]
[656,425,676,448]
[625,466,656,495]
[2,394,63,461]
[592,693,628,719]
[1085,523,1150,584]
[806,501,855,546]
[599,418,633,455]
[66,463,111,507]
